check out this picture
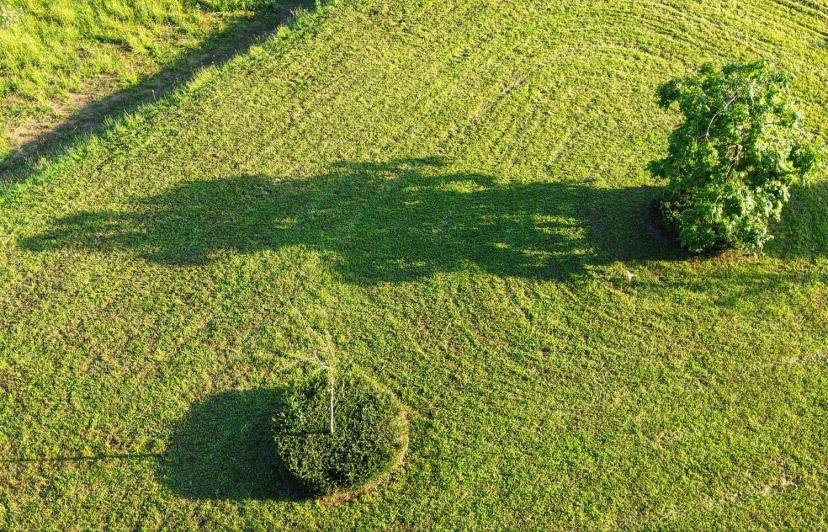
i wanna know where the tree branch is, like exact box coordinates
[706,88,741,141]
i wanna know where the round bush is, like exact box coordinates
[272,369,408,500]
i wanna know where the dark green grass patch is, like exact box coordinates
[161,388,301,501]
[273,369,408,501]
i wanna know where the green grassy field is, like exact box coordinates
[1,0,827,528]
[0,0,289,161]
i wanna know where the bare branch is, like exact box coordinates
[705,88,741,141]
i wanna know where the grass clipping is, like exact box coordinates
[273,369,408,502]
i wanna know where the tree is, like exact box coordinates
[652,60,824,253]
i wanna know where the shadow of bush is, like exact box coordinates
[160,388,305,501]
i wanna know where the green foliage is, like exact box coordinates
[273,369,408,498]
[652,60,824,253]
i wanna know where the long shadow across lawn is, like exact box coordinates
[0,1,306,181]
[20,157,686,284]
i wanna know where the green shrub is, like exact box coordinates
[272,368,408,500]
[652,60,824,253]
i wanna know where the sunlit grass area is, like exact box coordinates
[0,0,826,528]
[0,0,284,159]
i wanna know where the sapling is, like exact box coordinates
[313,351,335,434]
[285,289,337,435]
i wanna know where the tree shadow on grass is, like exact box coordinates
[20,157,686,284]
[0,1,309,181]
[765,180,828,260]
[160,388,307,501]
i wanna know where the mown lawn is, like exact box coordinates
[0,0,292,160]
[1,0,827,528]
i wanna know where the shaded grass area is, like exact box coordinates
[161,388,303,501]
[0,388,302,501]
[767,181,828,260]
[0,0,827,528]
[19,157,684,282]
